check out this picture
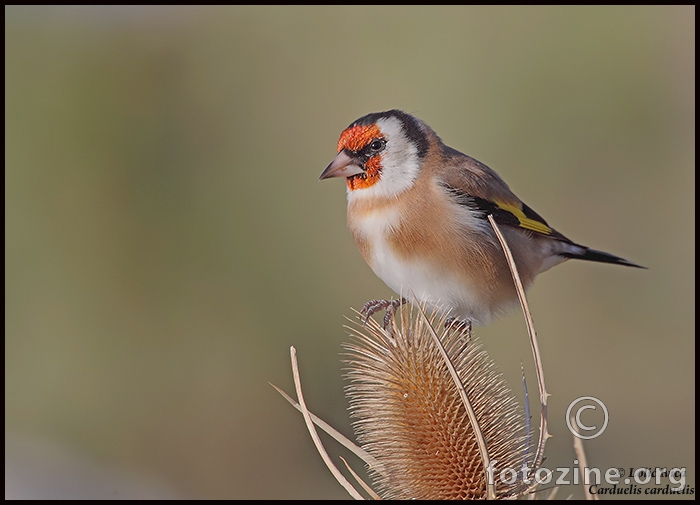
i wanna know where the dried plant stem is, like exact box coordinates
[270,383,384,473]
[571,413,599,501]
[487,215,551,472]
[289,346,365,500]
[414,302,497,500]
[339,456,382,500]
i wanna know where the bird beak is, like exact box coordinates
[319,151,365,180]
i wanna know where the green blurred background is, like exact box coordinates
[5,6,694,499]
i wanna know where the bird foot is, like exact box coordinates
[445,317,472,341]
[360,297,407,330]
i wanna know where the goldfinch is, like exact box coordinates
[320,110,644,327]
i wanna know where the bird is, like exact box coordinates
[319,109,644,329]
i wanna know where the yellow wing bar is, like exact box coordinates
[493,200,553,235]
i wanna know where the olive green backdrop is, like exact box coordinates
[6,5,694,499]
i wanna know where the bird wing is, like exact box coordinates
[437,147,573,243]
[434,146,645,268]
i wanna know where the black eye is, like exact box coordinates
[369,139,385,152]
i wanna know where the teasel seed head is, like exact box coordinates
[343,303,529,500]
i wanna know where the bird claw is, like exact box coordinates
[445,317,472,341]
[360,297,407,329]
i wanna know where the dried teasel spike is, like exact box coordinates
[488,214,550,472]
[289,346,365,500]
[412,299,497,500]
[343,303,529,500]
[270,382,384,474]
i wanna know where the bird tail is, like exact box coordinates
[560,247,646,269]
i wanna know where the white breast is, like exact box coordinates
[353,207,492,324]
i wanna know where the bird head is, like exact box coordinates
[320,110,430,200]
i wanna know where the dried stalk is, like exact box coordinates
[413,301,496,500]
[289,346,365,500]
[570,412,598,501]
[339,456,382,500]
[488,214,551,474]
[270,383,384,474]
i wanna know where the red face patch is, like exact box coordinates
[337,124,382,153]
[346,155,382,191]
[337,123,385,191]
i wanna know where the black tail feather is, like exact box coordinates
[561,248,646,269]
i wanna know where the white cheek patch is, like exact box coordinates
[346,117,421,203]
